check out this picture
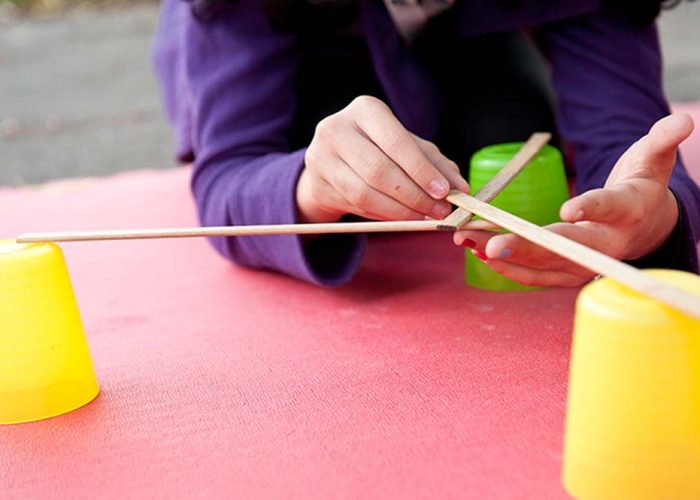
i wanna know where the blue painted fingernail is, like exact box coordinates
[498,248,512,259]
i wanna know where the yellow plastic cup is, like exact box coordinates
[562,270,700,499]
[0,240,99,424]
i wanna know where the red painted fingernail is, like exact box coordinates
[461,239,476,248]
[472,249,488,262]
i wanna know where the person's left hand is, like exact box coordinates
[452,113,695,287]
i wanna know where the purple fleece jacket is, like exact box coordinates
[152,0,700,285]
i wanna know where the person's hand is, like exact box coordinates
[453,113,695,287]
[296,95,469,223]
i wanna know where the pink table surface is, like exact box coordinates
[0,112,698,499]
[0,169,577,499]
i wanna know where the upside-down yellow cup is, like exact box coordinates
[0,240,99,424]
[562,270,700,499]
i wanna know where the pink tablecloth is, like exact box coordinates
[0,169,577,499]
[0,110,698,498]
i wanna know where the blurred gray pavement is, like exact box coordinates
[1,2,699,186]
[659,1,700,101]
[1,5,172,186]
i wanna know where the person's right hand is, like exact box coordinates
[296,95,469,223]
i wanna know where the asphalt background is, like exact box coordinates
[1,2,699,186]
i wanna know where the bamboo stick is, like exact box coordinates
[16,219,500,243]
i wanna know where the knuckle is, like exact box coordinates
[347,184,373,207]
[380,131,408,156]
[446,159,460,172]
[363,157,390,186]
[351,95,385,113]
[408,190,431,211]
[304,145,322,168]
[314,116,339,144]
[424,141,440,155]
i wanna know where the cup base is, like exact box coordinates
[0,379,100,425]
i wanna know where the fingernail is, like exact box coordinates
[461,239,476,248]
[472,249,488,262]
[428,179,449,198]
[574,209,584,221]
[432,202,451,219]
[498,248,512,259]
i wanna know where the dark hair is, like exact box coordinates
[261,0,359,32]
[603,0,695,25]
[191,0,695,27]
[189,0,359,27]
[190,0,238,21]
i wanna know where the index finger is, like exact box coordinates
[350,96,451,200]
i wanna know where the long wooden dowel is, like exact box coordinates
[437,132,552,231]
[19,133,549,244]
[447,191,700,321]
[16,218,499,243]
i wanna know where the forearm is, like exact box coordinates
[157,1,367,286]
[192,150,366,286]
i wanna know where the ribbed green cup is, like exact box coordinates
[465,143,569,291]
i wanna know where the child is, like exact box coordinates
[153,0,700,286]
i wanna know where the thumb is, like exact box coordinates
[614,113,694,184]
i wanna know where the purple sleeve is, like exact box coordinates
[154,0,366,286]
[537,13,700,272]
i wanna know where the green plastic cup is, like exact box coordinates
[465,142,570,291]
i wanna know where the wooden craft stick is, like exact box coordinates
[16,218,500,243]
[447,191,700,321]
[437,132,552,231]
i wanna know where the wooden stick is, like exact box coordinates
[16,218,500,243]
[21,133,556,244]
[437,132,552,231]
[447,191,700,321]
